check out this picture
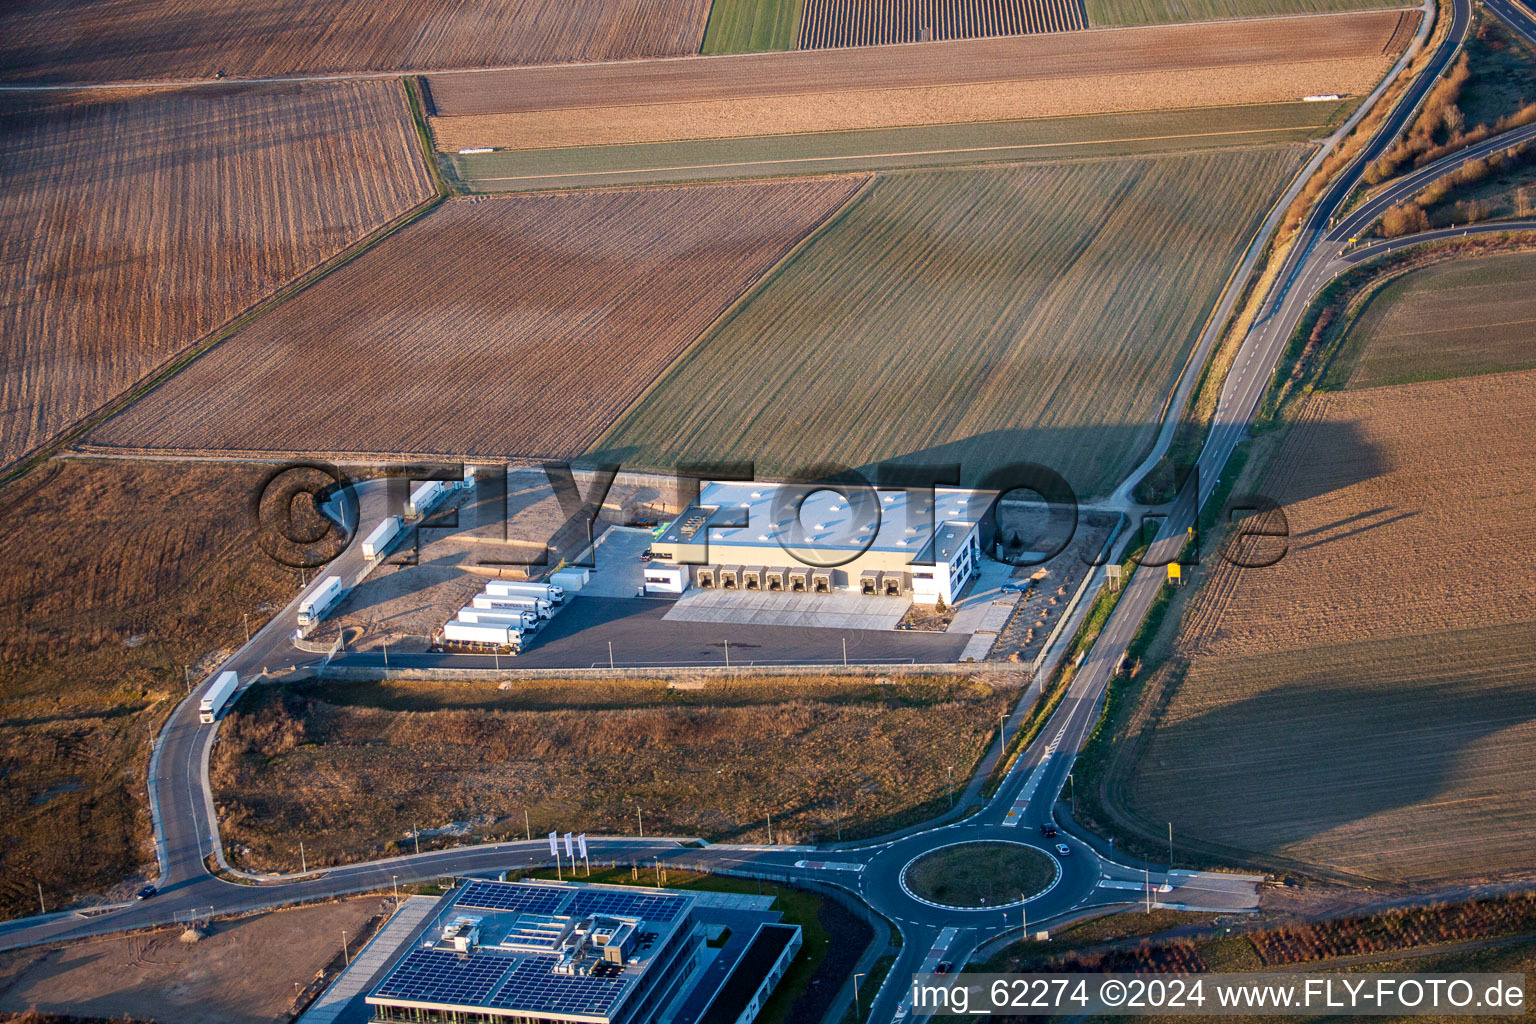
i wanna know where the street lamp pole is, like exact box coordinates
[852,972,866,1023]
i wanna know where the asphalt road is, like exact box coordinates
[8,4,1535,1022]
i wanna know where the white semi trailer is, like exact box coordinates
[362,516,403,559]
[406,481,448,518]
[485,580,564,604]
[199,670,239,724]
[297,575,344,626]
[443,620,522,648]
[472,594,553,618]
[458,607,539,630]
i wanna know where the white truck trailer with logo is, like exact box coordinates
[484,580,565,604]
[443,620,522,648]
[458,607,539,631]
[361,516,403,559]
[297,575,344,626]
[472,594,553,618]
[199,670,239,724]
[406,481,448,519]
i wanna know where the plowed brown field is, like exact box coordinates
[85,179,867,462]
[0,0,713,84]
[0,81,433,471]
[426,10,1408,150]
[1117,368,1536,883]
[797,0,1087,47]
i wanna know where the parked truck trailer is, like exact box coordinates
[406,481,448,518]
[472,594,553,618]
[458,607,539,630]
[297,575,344,626]
[199,670,239,724]
[443,620,522,648]
[362,516,403,559]
[484,580,565,604]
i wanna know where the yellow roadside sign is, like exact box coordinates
[1167,563,1182,582]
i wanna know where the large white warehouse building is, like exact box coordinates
[646,481,991,606]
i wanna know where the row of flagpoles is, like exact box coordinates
[548,831,589,880]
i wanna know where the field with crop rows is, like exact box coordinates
[1085,0,1407,27]
[213,675,1005,870]
[425,10,1404,151]
[595,148,1305,496]
[703,0,805,51]
[797,0,1086,47]
[87,179,867,461]
[0,82,433,471]
[0,459,299,920]
[1341,250,1536,388]
[1116,366,1536,883]
[0,0,712,83]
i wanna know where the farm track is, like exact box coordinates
[0,80,434,475]
[796,0,1088,47]
[83,179,869,462]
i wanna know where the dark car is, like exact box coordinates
[1000,580,1033,594]
[1040,822,1058,837]
[1055,843,1072,857]
[935,961,953,974]
[134,885,157,901]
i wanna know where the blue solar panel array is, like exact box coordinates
[454,880,569,915]
[491,956,631,1015]
[374,948,513,1006]
[568,889,687,923]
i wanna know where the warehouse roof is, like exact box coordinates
[655,482,987,557]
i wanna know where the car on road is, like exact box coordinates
[1040,822,1058,837]
[1055,843,1071,857]
[134,885,157,900]
[936,961,953,974]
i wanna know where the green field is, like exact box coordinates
[702,0,802,52]
[449,102,1339,192]
[1339,250,1536,388]
[591,147,1306,496]
[1086,0,1405,27]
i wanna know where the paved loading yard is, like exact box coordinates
[665,589,912,630]
[333,596,967,670]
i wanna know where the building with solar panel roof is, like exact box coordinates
[365,879,798,1024]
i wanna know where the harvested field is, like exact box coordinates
[0,81,433,471]
[1114,368,1536,883]
[0,897,388,1023]
[796,0,1086,47]
[0,459,300,920]
[425,10,1407,150]
[1342,251,1536,388]
[86,179,866,462]
[449,102,1344,191]
[1086,0,1407,27]
[211,675,1007,870]
[0,0,712,84]
[595,148,1306,496]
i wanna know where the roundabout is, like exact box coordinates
[899,839,1060,910]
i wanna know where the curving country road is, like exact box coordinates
[9,2,1536,1022]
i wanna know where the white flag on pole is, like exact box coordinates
[564,832,575,858]
[548,831,558,857]
[578,834,588,860]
